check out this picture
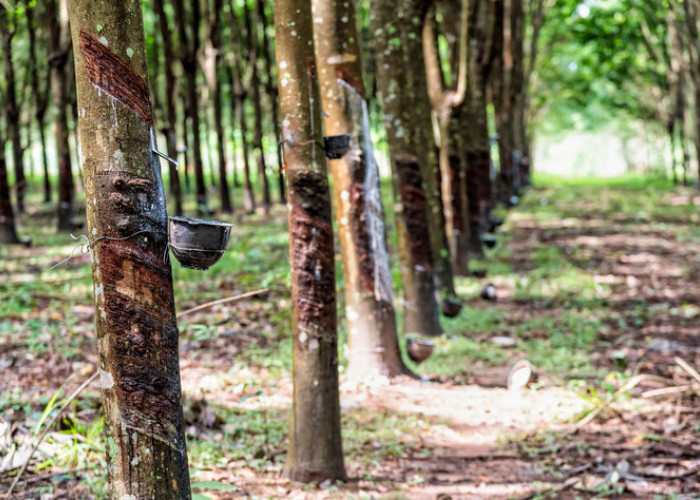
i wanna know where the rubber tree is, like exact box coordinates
[402,0,462,315]
[464,0,496,253]
[312,0,410,380]
[227,0,257,213]
[173,0,208,212]
[204,0,233,213]
[66,1,191,496]
[26,0,52,204]
[372,0,444,336]
[0,88,21,245]
[258,0,286,204]
[0,7,26,215]
[423,0,471,276]
[245,0,272,213]
[274,0,346,482]
[154,0,184,215]
[46,0,76,232]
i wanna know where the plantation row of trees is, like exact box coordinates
[535,0,700,182]
[1,0,540,495]
[11,0,700,497]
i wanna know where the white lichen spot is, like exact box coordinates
[81,108,86,118]
[340,190,349,201]
[281,78,289,87]
[99,369,114,389]
[282,118,290,127]
[121,496,137,500]
[126,47,134,58]
[309,337,319,351]
[313,379,319,386]
[299,331,308,344]
[291,30,297,37]
[340,216,348,225]
[94,283,104,299]
[92,228,97,236]
[341,16,348,23]
[99,36,108,46]
[279,60,288,69]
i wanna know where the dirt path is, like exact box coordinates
[3,182,700,499]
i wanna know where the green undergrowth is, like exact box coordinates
[3,173,698,495]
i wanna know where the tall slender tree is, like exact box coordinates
[227,0,257,213]
[373,0,445,335]
[245,0,272,213]
[46,0,76,231]
[313,0,410,380]
[0,75,22,245]
[66,0,191,496]
[1,7,27,215]
[423,1,471,276]
[274,0,346,481]
[205,0,232,213]
[154,0,184,215]
[173,0,208,212]
[26,0,52,204]
[258,0,286,204]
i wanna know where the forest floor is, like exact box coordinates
[1,174,700,499]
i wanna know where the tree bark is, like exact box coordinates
[404,2,461,311]
[154,0,183,216]
[0,8,27,215]
[26,0,52,204]
[274,0,346,482]
[227,0,257,213]
[46,0,76,232]
[245,1,272,214]
[173,0,208,212]
[205,0,232,213]
[0,126,21,244]
[66,1,191,496]
[423,2,471,277]
[312,0,410,381]
[372,0,444,335]
[258,0,286,204]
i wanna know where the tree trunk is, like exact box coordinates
[491,0,517,203]
[372,0,443,335]
[47,0,76,232]
[0,132,21,245]
[464,0,495,254]
[173,0,208,212]
[1,9,26,215]
[205,0,232,213]
[245,1,272,214]
[510,0,526,190]
[154,0,183,216]
[66,2,191,496]
[312,0,410,381]
[26,0,52,204]
[258,0,286,204]
[273,0,346,482]
[227,0,257,213]
[423,2,471,277]
[405,2,461,311]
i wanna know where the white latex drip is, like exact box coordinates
[338,80,393,304]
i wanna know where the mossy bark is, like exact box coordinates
[274,0,346,482]
[67,1,191,497]
[372,0,444,335]
[404,1,461,306]
[312,0,410,381]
